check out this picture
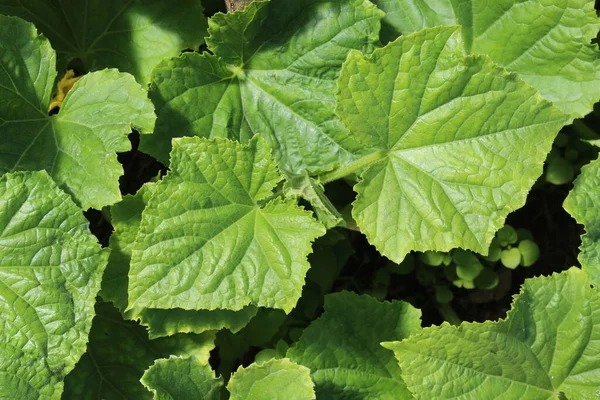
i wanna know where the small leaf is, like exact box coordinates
[518,239,540,267]
[142,357,222,400]
[500,248,522,269]
[228,359,315,400]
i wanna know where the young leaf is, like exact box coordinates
[0,171,108,399]
[142,0,383,176]
[127,136,325,314]
[0,15,156,209]
[564,157,600,286]
[227,358,315,400]
[371,0,600,118]
[384,267,600,399]
[142,357,222,400]
[0,0,207,85]
[64,302,216,399]
[104,182,258,338]
[336,26,567,263]
[287,291,421,398]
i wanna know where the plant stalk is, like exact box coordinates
[436,302,462,326]
[318,150,387,184]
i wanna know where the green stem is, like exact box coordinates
[436,302,462,326]
[318,150,387,184]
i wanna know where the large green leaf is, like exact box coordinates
[0,0,207,85]
[63,302,215,399]
[104,182,258,338]
[141,0,383,176]
[287,291,420,399]
[0,15,155,209]
[564,157,600,287]
[0,171,108,399]
[227,358,315,400]
[384,267,600,399]
[142,357,222,400]
[127,136,325,314]
[371,0,600,118]
[335,26,567,263]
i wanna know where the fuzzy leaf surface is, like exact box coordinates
[384,268,600,399]
[288,291,420,399]
[564,157,600,286]
[128,136,325,314]
[371,0,600,117]
[142,357,222,400]
[63,302,215,399]
[337,26,567,262]
[143,0,383,175]
[227,358,315,400]
[0,15,156,209]
[0,171,108,399]
[0,0,207,84]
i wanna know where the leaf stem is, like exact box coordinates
[436,302,462,326]
[318,150,387,184]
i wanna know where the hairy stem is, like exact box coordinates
[225,0,254,12]
[317,150,387,184]
[436,302,462,326]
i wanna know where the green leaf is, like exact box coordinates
[0,171,108,399]
[564,157,600,286]
[227,358,315,400]
[63,302,216,399]
[142,0,383,176]
[128,136,325,314]
[104,182,258,338]
[0,15,156,209]
[0,0,207,85]
[287,291,421,399]
[371,0,455,44]
[336,26,567,263]
[142,357,222,400]
[371,0,600,118]
[384,267,600,399]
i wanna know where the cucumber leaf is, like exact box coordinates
[287,291,421,399]
[227,358,315,400]
[0,171,108,399]
[142,0,383,176]
[371,0,600,118]
[564,157,600,287]
[336,26,567,262]
[384,268,600,399]
[64,302,215,399]
[0,0,207,85]
[0,15,156,209]
[142,357,223,400]
[127,136,325,314]
[104,182,258,338]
